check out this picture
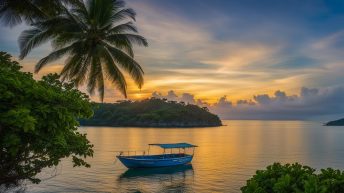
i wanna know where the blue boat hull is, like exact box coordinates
[117,154,193,168]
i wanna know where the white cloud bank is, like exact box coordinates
[151,87,344,121]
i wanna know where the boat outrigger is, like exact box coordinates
[116,143,198,168]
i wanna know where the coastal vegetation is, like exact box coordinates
[0,52,94,188]
[80,98,222,127]
[241,163,344,193]
[0,0,147,101]
[325,118,344,126]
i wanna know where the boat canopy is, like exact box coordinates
[149,143,198,149]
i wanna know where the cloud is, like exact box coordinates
[124,0,344,105]
[152,90,195,104]
[180,93,196,104]
[124,0,312,103]
[253,90,297,105]
[151,86,344,121]
[215,96,232,108]
[237,99,255,105]
[213,86,344,120]
[166,90,178,101]
[312,30,344,52]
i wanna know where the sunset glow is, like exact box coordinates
[1,0,344,115]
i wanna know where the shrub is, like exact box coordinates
[241,163,344,193]
[0,52,94,187]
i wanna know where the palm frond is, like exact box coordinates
[19,28,54,59]
[60,54,85,82]
[101,46,127,97]
[87,56,102,95]
[97,68,105,101]
[112,0,125,9]
[35,44,76,72]
[61,4,88,31]
[108,22,138,34]
[33,16,75,31]
[106,35,133,57]
[0,1,22,27]
[104,43,144,89]
[107,33,148,47]
[88,0,115,28]
[111,8,136,23]
[51,33,82,49]
[0,0,48,27]
[71,2,89,25]
[73,53,91,86]
[105,34,147,57]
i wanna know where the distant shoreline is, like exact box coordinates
[324,118,344,126]
[79,98,223,128]
[80,123,223,128]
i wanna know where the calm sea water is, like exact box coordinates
[27,120,344,193]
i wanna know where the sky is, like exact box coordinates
[1,0,344,120]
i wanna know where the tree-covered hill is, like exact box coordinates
[80,98,222,127]
[325,118,344,126]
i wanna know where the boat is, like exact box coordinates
[116,143,198,168]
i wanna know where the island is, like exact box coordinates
[80,98,222,127]
[325,118,344,126]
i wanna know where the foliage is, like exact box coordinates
[80,98,222,127]
[241,163,344,193]
[0,0,78,27]
[1,0,147,101]
[0,52,94,187]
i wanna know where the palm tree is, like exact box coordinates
[18,0,148,101]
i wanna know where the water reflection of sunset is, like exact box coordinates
[27,120,338,193]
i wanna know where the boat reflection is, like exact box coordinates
[119,164,194,179]
[117,164,194,192]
